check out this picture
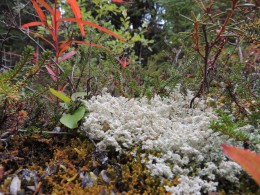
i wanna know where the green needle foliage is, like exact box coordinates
[210,114,260,144]
[0,46,51,103]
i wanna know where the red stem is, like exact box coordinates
[54,0,59,58]
[54,0,59,105]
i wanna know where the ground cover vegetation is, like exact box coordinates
[0,0,259,194]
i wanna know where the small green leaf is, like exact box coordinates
[49,88,71,103]
[71,92,88,101]
[122,9,127,18]
[60,106,85,129]
[59,102,70,109]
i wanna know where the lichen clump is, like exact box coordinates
[81,87,255,194]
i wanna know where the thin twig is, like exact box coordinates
[190,24,210,108]
[33,182,42,195]
[18,129,73,135]
[226,85,252,115]
[75,30,93,92]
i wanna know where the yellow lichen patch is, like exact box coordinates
[52,183,111,195]
[74,148,87,160]
[171,176,181,186]
[22,137,97,194]
[117,150,172,194]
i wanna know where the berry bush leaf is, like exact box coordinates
[60,106,86,129]
[71,92,88,101]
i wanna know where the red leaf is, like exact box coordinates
[46,65,58,81]
[66,0,85,37]
[59,18,126,42]
[66,0,82,19]
[115,56,130,68]
[59,40,73,56]
[111,0,129,4]
[222,144,260,186]
[37,0,54,14]
[21,22,54,41]
[31,0,47,23]
[58,50,77,63]
[21,21,45,29]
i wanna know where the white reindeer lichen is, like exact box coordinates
[81,87,243,194]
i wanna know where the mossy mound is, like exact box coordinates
[0,134,175,194]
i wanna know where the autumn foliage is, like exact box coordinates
[21,0,126,96]
[222,144,260,186]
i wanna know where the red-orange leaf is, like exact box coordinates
[67,0,81,19]
[60,18,126,42]
[222,144,260,186]
[111,0,129,4]
[115,56,130,68]
[37,0,54,14]
[59,40,73,56]
[31,0,47,23]
[66,0,85,37]
[21,21,45,29]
